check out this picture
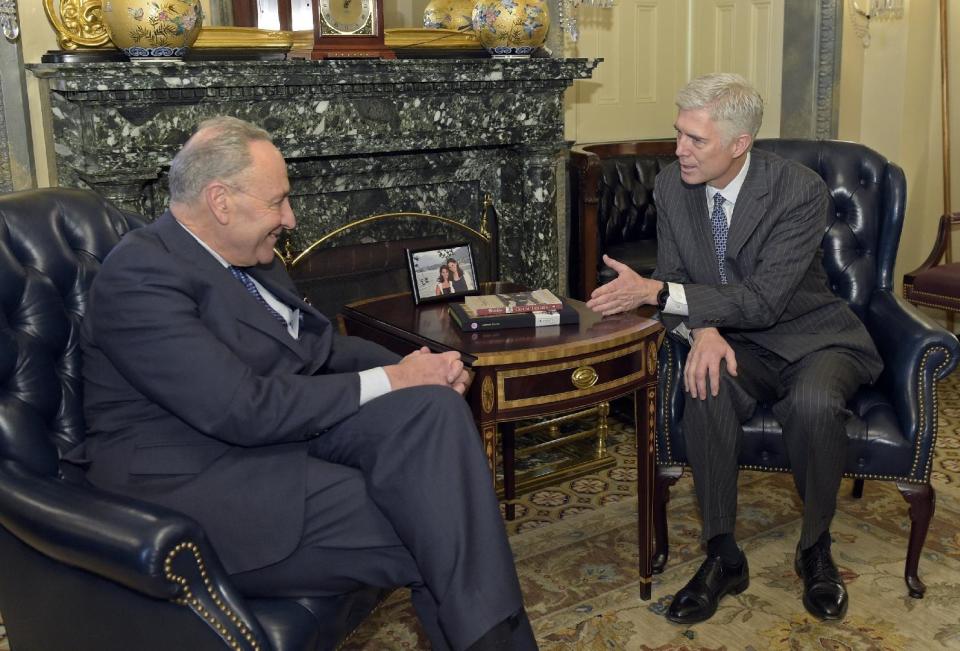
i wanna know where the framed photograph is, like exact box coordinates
[406,243,479,305]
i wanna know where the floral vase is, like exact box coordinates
[424,0,476,31]
[101,0,204,60]
[472,0,549,58]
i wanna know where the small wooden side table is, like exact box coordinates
[341,292,664,599]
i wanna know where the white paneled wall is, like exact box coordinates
[566,0,784,144]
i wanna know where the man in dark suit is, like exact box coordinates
[75,116,537,650]
[587,73,882,624]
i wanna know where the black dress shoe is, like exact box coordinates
[795,542,848,620]
[666,551,749,625]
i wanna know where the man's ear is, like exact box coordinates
[731,134,753,158]
[204,183,231,225]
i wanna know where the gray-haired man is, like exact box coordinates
[588,74,882,623]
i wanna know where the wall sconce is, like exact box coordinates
[851,0,905,47]
[557,0,615,43]
[0,0,19,40]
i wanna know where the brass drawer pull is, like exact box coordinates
[571,365,599,389]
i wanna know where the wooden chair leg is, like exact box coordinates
[896,481,936,598]
[852,478,865,498]
[652,465,683,574]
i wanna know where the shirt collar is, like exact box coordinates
[707,151,751,205]
[175,218,230,268]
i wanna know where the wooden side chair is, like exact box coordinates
[903,212,960,331]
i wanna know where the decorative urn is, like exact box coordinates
[423,0,476,31]
[471,0,549,58]
[101,0,204,60]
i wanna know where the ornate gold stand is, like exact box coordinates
[496,402,616,496]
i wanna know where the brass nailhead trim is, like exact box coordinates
[164,542,260,651]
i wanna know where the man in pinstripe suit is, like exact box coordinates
[587,73,882,623]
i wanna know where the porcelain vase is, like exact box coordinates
[423,0,476,31]
[471,0,549,59]
[101,0,204,60]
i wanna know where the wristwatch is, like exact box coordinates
[656,284,670,310]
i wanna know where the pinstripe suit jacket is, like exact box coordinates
[653,149,882,378]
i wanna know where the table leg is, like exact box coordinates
[636,387,655,600]
[502,421,516,521]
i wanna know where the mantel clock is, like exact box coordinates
[300,0,395,59]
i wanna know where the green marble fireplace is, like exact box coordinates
[29,58,597,293]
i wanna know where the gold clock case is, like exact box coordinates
[318,0,375,36]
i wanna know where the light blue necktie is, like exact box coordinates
[711,192,729,284]
[229,266,288,327]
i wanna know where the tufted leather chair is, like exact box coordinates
[654,139,960,598]
[569,140,676,300]
[0,188,384,651]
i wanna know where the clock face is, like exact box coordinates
[318,0,375,35]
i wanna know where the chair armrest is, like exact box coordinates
[0,461,271,648]
[865,291,959,467]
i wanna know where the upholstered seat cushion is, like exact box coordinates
[660,387,910,477]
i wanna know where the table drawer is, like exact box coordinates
[495,339,654,411]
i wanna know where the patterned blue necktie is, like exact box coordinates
[711,192,729,284]
[229,266,288,327]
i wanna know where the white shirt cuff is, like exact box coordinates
[663,282,689,316]
[358,367,392,406]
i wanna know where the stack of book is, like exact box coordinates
[448,289,579,331]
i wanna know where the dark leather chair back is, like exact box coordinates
[752,139,900,318]
[569,140,676,299]
[0,188,142,477]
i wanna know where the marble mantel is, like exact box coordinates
[28,58,598,293]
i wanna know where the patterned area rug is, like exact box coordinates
[3,373,959,650]
[340,372,960,650]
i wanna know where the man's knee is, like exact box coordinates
[376,385,479,447]
[782,384,847,425]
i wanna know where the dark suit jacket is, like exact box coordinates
[653,149,882,377]
[74,211,401,574]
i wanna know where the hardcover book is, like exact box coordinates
[463,289,563,316]
[448,301,579,332]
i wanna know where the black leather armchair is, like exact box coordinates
[569,140,676,300]
[0,188,383,651]
[654,139,960,598]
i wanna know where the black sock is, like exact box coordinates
[802,530,832,553]
[707,534,741,566]
[817,530,832,549]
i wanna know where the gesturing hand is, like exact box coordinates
[586,255,663,316]
[384,347,471,395]
[684,328,737,400]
